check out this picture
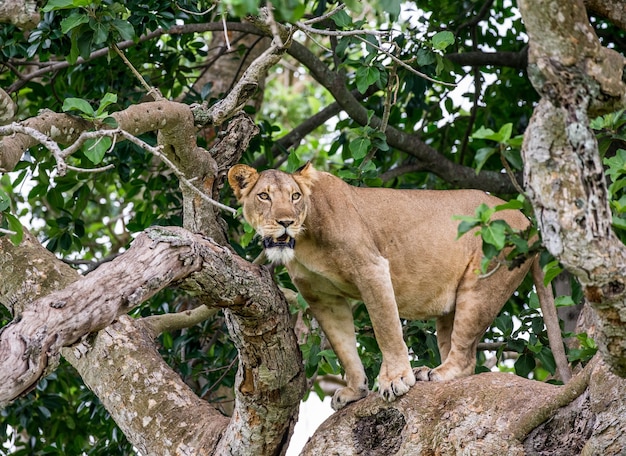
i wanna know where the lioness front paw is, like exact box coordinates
[331,385,369,411]
[378,370,416,402]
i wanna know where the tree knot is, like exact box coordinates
[353,407,406,455]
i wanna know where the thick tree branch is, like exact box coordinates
[584,0,626,31]
[142,304,219,338]
[0,227,204,404]
[303,356,626,454]
[446,49,528,69]
[303,358,626,454]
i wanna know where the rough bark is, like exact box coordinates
[303,358,626,455]
[62,316,230,456]
[0,0,39,30]
[584,0,626,31]
[519,0,626,376]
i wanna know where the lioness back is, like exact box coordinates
[297,170,531,320]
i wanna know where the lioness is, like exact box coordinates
[228,163,568,410]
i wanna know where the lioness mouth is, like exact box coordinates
[263,235,295,249]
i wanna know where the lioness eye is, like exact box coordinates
[258,192,270,201]
[292,192,301,201]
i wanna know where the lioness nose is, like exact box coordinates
[278,220,294,228]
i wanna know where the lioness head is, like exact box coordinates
[228,162,317,263]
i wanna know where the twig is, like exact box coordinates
[176,2,216,16]
[202,356,238,397]
[222,14,231,50]
[0,123,68,174]
[112,44,163,100]
[477,261,502,279]
[299,28,333,53]
[500,151,526,196]
[353,34,457,87]
[303,4,347,25]
[0,227,18,236]
[265,2,284,48]
[66,164,115,173]
[110,129,238,215]
[511,356,595,441]
[295,20,385,37]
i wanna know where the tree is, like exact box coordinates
[0,0,625,454]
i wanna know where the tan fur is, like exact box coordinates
[228,163,569,410]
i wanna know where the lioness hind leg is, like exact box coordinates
[414,312,455,381]
[304,295,369,410]
[416,268,522,382]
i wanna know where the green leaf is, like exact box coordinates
[62,97,95,117]
[431,31,455,51]
[542,260,563,286]
[379,0,401,19]
[528,290,540,309]
[502,147,524,171]
[536,346,556,374]
[95,92,118,118]
[472,126,497,140]
[273,0,305,22]
[221,0,259,17]
[498,123,513,143]
[82,136,112,164]
[474,146,497,174]
[370,131,389,151]
[47,188,65,210]
[481,220,507,250]
[494,314,513,337]
[455,217,479,237]
[286,151,302,173]
[61,13,89,34]
[349,137,371,160]
[330,9,352,28]
[495,199,524,211]
[514,352,536,378]
[416,48,436,66]
[42,0,91,12]
[473,123,513,143]
[111,19,135,41]
[4,213,24,245]
[337,169,359,180]
[554,295,576,307]
[92,21,110,45]
[68,30,81,65]
[0,189,10,211]
[355,65,380,94]
[476,203,496,224]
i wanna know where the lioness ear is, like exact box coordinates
[292,161,317,196]
[228,164,259,200]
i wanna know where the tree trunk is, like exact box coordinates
[518,0,626,376]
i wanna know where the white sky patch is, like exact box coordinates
[287,395,334,456]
